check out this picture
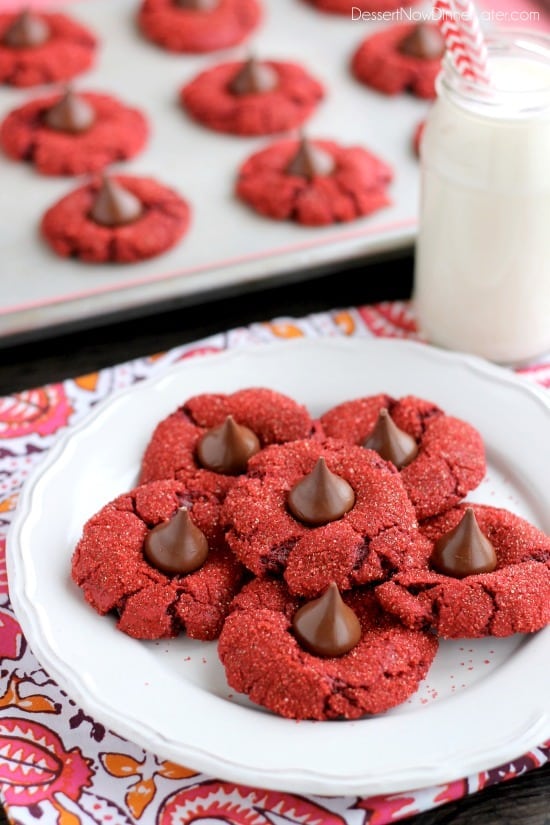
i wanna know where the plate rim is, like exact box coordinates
[7,337,550,795]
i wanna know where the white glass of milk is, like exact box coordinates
[414,31,550,364]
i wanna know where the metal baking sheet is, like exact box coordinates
[0,0,546,342]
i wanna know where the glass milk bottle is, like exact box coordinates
[414,32,550,364]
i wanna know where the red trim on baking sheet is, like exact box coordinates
[1,217,416,315]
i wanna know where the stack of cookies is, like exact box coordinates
[71,385,550,720]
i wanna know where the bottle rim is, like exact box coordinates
[438,29,550,115]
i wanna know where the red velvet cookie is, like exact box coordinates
[351,24,444,99]
[0,12,96,88]
[320,394,486,519]
[180,60,324,135]
[236,138,392,226]
[0,91,148,176]
[140,388,316,525]
[218,579,438,720]
[71,479,245,640]
[304,0,410,12]
[375,504,550,638]
[138,0,261,53]
[41,174,190,263]
[413,119,425,157]
[221,437,432,597]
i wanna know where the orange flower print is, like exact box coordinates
[0,386,72,439]
[101,752,197,819]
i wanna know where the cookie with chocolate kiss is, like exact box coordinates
[320,394,486,519]
[71,479,245,640]
[140,387,317,541]
[218,579,438,720]
[0,89,148,176]
[236,137,392,226]
[221,437,433,597]
[0,11,97,88]
[138,0,261,54]
[375,504,550,638]
[351,23,444,99]
[181,59,324,136]
[41,174,190,263]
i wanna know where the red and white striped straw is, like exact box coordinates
[434,0,491,84]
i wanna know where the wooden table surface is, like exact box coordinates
[1,253,549,825]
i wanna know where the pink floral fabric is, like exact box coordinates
[1,302,549,825]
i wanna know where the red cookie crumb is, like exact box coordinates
[219,579,438,720]
[41,174,190,263]
[221,437,431,597]
[352,24,442,99]
[236,138,392,226]
[71,479,245,640]
[0,91,148,176]
[140,388,317,534]
[0,13,96,88]
[304,0,411,12]
[320,395,486,519]
[138,0,261,53]
[375,504,550,638]
[180,60,324,136]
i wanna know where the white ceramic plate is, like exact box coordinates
[7,338,550,796]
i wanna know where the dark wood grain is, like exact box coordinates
[1,253,548,824]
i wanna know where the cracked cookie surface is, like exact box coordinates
[71,479,245,640]
[351,23,442,99]
[320,394,486,519]
[218,578,438,720]
[0,92,148,176]
[236,138,392,226]
[41,174,190,263]
[0,12,96,87]
[221,437,431,597]
[180,60,324,135]
[375,504,550,638]
[138,0,261,53]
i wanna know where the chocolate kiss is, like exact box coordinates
[363,408,418,469]
[228,58,278,96]
[292,582,361,657]
[144,507,209,575]
[196,415,260,475]
[3,10,50,48]
[174,0,219,8]
[398,24,445,60]
[287,457,355,526]
[89,177,144,227]
[44,88,96,134]
[431,508,498,578]
[286,138,335,180]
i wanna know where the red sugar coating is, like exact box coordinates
[375,504,550,638]
[218,579,438,720]
[351,24,443,99]
[138,0,261,53]
[140,388,316,534]
[41,174,190,263]
[0,13,96,88]
[236,138,393,227]
[221,437,431,597]
[320,395,486,519]
[0,91,148,176]
[71,479,245,640]
[180,60,324,136]
[305,0,413,12]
